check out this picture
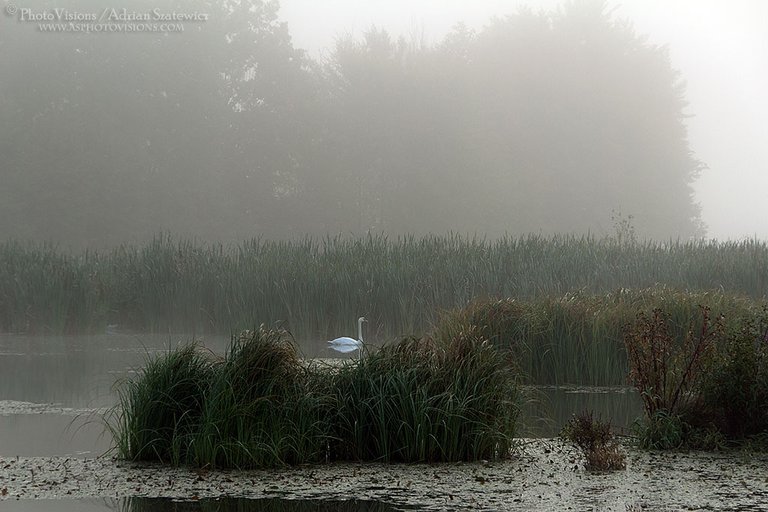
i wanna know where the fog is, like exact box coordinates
[280,0,768,241]
[2,0,765,248]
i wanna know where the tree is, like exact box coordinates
[0,0,314,247]
[318,1,705,239]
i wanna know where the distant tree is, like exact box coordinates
[465,0,704,238]
[0,0,313,246]
[313,28,478,234]
[318,1,705,239]
[0,0,705,246]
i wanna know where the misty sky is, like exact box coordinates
[278,0,768,241]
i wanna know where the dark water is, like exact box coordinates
[0,498,414,511]
[519,385,643,438]
[0,334,641,458]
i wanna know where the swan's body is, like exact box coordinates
[328,317,366,353]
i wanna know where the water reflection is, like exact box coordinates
[0,413,110,457]
[519,386,643,437]
[0,334,230,408]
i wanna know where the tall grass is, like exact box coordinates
[331,331,519,462]
[2,233,768,337]
[433,289,762,385]
[109,326,520,468]
[190,328,332,468]
[109,343,215,464]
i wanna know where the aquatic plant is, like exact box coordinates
[560,410,626,470]
[699,312,768,440]
[110,326,519,468]
[108,343,215,464]
[435,289,759,385]
[190,327,332,468]
[625,307,721,420]
[3,233,768,340]
[331,329,520,462]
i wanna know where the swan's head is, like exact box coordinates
[358,316,367,323]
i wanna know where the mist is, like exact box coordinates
[2,0,764,248]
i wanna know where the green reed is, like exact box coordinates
[3,233,768,341]
[434,289,763,385]
[108,343,215,464]
[331,331,519,462]
[110,325,520,468]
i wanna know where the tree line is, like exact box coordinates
[0,0,704,248]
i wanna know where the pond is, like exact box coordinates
[3,334,767,511]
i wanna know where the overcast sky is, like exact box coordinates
[278,0,768,241]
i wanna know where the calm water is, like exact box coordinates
[0,334,641,458]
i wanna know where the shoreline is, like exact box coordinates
[2,439,767,511]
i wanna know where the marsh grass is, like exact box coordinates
[331,330,519,462]
[190,328,332,468]
[108,344,215,464]
[434,289,761,385]
[3,233,768,338]
[110,326,520,468]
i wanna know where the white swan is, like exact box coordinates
[328,316,367,354]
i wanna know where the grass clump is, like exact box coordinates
[111,325,520,468]
[111,327,333,468]
[109,343,215,464]
[191,328,332,468]
[331,329,520,462]
[561,410,626,470]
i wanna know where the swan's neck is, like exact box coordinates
[357,318,364,343]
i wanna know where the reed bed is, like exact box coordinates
[2,233,768,339]
[434,289,763,385]
[109,326,520,468]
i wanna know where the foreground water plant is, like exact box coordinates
[110,325,520,468]
[190,328,332,468]
[331,330,520,462]
[108,344,215,464]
